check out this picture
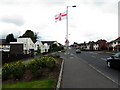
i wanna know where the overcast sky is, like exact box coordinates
[0,0,119,45]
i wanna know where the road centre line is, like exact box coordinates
[101,58,107,61]
[91,55,96,58]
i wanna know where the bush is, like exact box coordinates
[2,61,26,80]
[2,63,13,80]
[2,56,57,80]
[12,61,26,79]
[46,57,56,69]
[27,60,42,78]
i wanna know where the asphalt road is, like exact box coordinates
[60,47,120,88]
[74,49,120,85]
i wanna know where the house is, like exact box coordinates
[86,41,99,50]
[17,38,34,54]
[113,37,120,51]
[93,42,99,50]
[34,41,49,53]
[79,43,87,50]
[107,37,120,52]
[96,39,108,50]
[41,41,59,52]
[107,41,114,51]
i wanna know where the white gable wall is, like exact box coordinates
[17,38,34,54]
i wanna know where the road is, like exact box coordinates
[60,47,120,88]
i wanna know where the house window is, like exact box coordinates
[118,41,120,44]
[24,44,26,47]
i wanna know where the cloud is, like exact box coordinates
[42,0,65,6]
[1,15,24,26]
[0,0,66,7]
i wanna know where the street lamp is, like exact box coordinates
[66,5,76,47]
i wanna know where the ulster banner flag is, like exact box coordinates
[55,11,67,22]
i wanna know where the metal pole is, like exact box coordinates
[66,6,68,46]
[66,6,69,53]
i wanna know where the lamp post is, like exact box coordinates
[66,5,76,48]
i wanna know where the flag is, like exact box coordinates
[55,11,67,22]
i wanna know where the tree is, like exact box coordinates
[19,30,38,43]
[6,33,17,43]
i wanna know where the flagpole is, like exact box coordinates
[66,5,76,51]
[66,6,68,47]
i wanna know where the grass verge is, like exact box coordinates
[3,78,56,88]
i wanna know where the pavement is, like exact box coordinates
[60,50,119,88]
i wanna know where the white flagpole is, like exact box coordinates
[66,6,69,47]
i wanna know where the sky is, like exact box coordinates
[0,0,119,45]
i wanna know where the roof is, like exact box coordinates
[114,37,120,42]
[107,40,114,44]
[41,41,56,45]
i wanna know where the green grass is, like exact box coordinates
[3,78,57,88]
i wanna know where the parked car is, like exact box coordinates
[76,49,81,53]
[107,52,120,69]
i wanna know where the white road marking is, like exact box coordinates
[70,53,74,56]
[70,57,74,59]
[74,55,119,86]
[89,64,120,86]
[91,55,96,58]
[101,58,107,61]
[88,52,98,54]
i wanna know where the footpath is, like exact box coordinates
[60,52,119,88]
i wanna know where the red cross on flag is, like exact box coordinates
[55,11,67,22]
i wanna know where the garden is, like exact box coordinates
[2,56,63,89]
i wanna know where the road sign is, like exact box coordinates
[65,39,69,46]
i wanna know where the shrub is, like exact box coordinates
[2,63,13,80]
[27,60,42,78]
[2,61,26,80]
[45,57,56,69]
[37,57,48,68]
[36,56,57,69]
[12,61,26,79]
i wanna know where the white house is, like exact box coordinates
[17,38,34,54]
[34,41,50,53]
[86,44,90,50]
[93,43,99,50]
[43,43,50,52]
[111,37,120,51]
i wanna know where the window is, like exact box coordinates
[118,41,120,44]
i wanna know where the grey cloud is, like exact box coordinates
[1,15,24,26]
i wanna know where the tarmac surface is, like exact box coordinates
[60,50,119,88]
